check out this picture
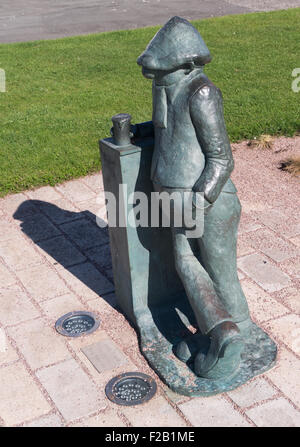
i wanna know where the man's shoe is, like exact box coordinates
[194,321,244,379]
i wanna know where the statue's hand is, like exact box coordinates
[192,191,212,213]
[185,191,211,229]
[130,121,155,139]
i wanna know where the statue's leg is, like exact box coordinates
[198,191,250,324]
[171,226,231,335]
[172,225,244,379]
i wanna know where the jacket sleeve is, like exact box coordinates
[189,83,234,204]
[136,121,154,138]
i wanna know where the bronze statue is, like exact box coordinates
[136,16,250,379]
[100,16,277,395]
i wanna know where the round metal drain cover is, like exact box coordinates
[105,372,157,406]
[55,311,100,337]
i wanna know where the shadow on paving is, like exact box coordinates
[12,198,201,349]
[13,199,116,308]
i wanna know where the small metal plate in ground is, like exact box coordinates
[55,311,100,337]
[105,372,157,406]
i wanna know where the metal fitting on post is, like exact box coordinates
[111,113,132,146]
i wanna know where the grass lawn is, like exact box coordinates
[0,8,299,197]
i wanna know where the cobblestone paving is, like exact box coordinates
[0,147,299,427]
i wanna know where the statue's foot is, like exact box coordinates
[175,340,191,362]
[175,333,209,363]
[194,321,244,380]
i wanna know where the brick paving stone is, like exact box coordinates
[265,347,300,408]
[82,174,104,193]
[0,235,43,271]
[85,295,116,317]
[76,198,102,215]
[78,198,108,230]
[91,205,108,223]
[17,264,70,302]
[264,314,300,356]
[238,253,291,292]
[290,236,300,247]
[38,235,86,267]
[245,397,300,427]
[23,414,63,427]
[0,219,20,242]
[274,286,300,313]
[241,279,289,323]
[255,208,300,239]
[1,193,38,218]
[279,257,300,279]
[55,266,103,302]
[282,222,300,239]
[246,229,299,262]
[40,293,84,320]
[71,410,126,427]
[84,243,112,269]
[67,329,108,352]
[179,396,252,427]
[16,212,61,242]
[76,192,108,225]
[0,334,19,365]
[38,198,84,225]
[8,318,71,369]
[87,306,138,349]
[67,330,138,387]
[60,218,108,250]
[0,361,51,426]
[86,205,109,229]
[76,190,106,211]
[104,267,114,284]
[27,186,62,202]
[77,207,108,234]
[36,358,106,422]
[57,180,96,203]
[87,293,117,312]
[0,290,41,326]
[227,377,277,408]
[123,396,187,427]
[238,215,262,234]
[237,237,256,258]
[81,338,129,373]
[239,198,266,214]
[57,262,114,300]
[0,283,22,293]
[0,262,16,287]
[255,207,287,228]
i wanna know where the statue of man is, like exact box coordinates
[135,16,250,379]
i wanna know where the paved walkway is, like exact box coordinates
[0,139,299,427]
[0,0,299,43]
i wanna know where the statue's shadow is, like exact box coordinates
[13,200,115,308]
[13,199,199,371]
[12,198,196,345]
